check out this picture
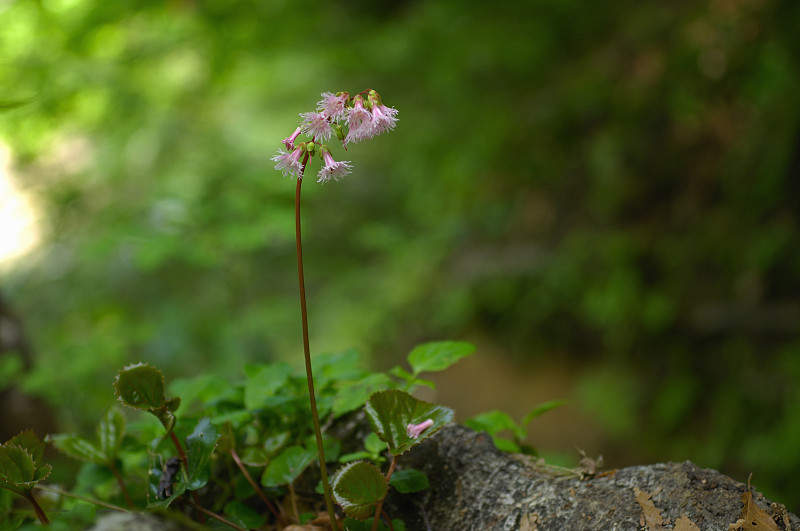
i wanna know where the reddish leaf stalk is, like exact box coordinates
[371,454,399,531]
[24,491,49,525]
[230,448,285,526]
[295,155,338,527]
[108,459,134,509]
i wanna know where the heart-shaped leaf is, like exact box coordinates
[114,363,180,432]
[389,468,429,493]
[407,341,474,376]
[365,390,453,455]
[261,446,316,488]
[185,418,219,491]
[331,461,387,520]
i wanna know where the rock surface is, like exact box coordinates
[387,424,799,531]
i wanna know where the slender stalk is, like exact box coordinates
[295,166,338,527]
[371,454,399,531]
[24,491,49,525]
[230,448,285,526]
[188,500,248,531]
[108,459,134,509]
[36,484,127,513]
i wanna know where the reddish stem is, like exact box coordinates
[295,161,338,527]
[371,454,399,531]
[230,448,285,526]
[108,459,134,509]
[25,491,50,525]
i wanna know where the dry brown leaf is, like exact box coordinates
[519,512,539,531]
[728,475,780,531]
[674,515,701,531]
[634,487,666,530]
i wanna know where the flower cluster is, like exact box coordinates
[271,90,398,183]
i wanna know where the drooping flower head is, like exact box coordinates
[317,147,352,183]
[272,89,397,182]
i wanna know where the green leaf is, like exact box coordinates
[407,341,475,376]
[97,407,125,460]
[224,500,266,529]
[389,469,429,493]
[114,363,179,431]
[331,461,387,520]
[312,349,364,387]
[365,390,454,456]
[46,434,104,464]
[114,363,168,410]
[0,432,51,496]
[0,445,36,495]
[261,446,316,487]
[185,418,219,491]
[522,399,565,426]
[7,431,46,464]
[333,373,393,417]
[243,362,294,410]
[465,410,525,440]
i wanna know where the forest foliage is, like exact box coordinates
[1,0,800,512]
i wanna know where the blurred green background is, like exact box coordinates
[2,0,800,512]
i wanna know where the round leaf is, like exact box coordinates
[114,363,168,410]
[331,461,387,520]
[365,390,454,455]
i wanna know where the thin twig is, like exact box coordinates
[108,459,134,508]
[188,500,248,531]
[230,448,285,526]
[371,454,399,531]
[36,484,127,513]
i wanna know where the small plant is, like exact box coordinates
[0,91,551,530]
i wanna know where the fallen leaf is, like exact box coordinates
[634,487,665,530]
[519,512,539,531]
[728,475,779,531]
[674,515,701,531]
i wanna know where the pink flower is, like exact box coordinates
[317,92,349,121]
[370,103,398,136]
[300,111,333,140]
[406,419,434,439]
[345,95,374,145]
[282,126,302,151]
[317,149,352,183]
[271,147,304,179]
